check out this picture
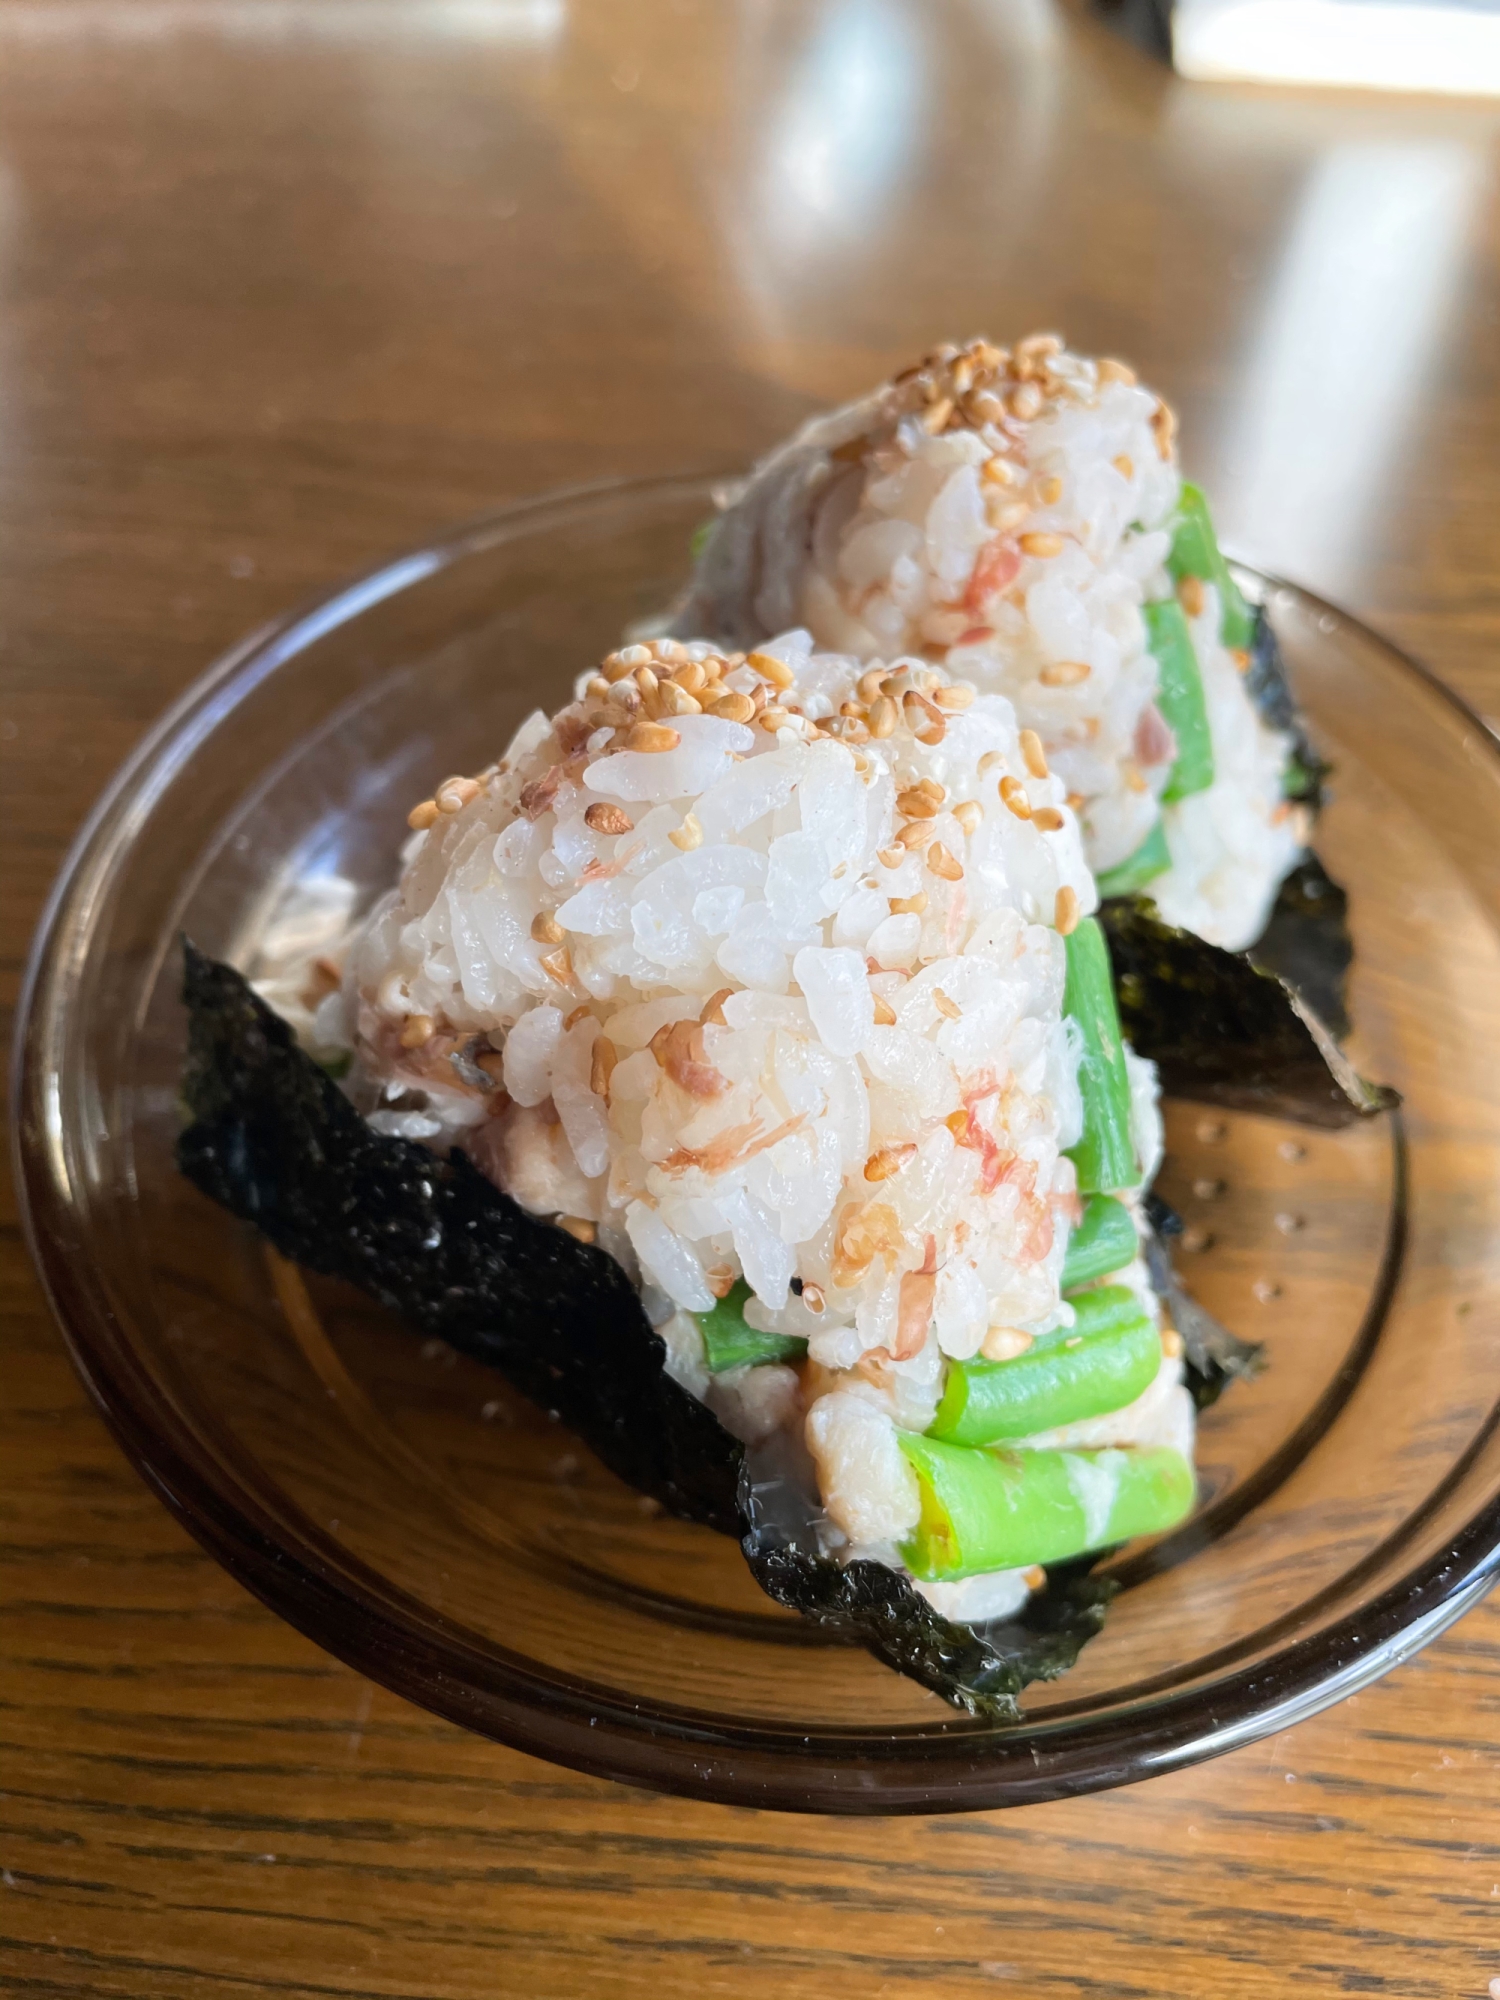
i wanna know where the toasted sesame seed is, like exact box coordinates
[1151,400,1177,458]
[864,1143,917,1182]
[539,946,575,989]
[945,1109,970,1140]
[1112,453,1134,479]
[923,395,954,433]
[668,812,703,852]
[584,801,633,836]
[978,749,1005,776]
[589,1036,618,1100]
[557,1215,596,1244]
[987,497,1030,535]
[800,1281,826,1315]
[1097,358,1137,385]
[650,637,688,663]
[531,912,565,945]
[896,820,935,848]
[926,843,963,882]
[932,987,961,1019]
[1039,659,1091,687]
[1160,1326,1184,1359]
[889,892,928,915]
[1231,648,1251,674]
[623,721,681,753]
[981,454,1021,488]
[475,1049,506,1081]
[407,799,440,831]
[1019,728,1049,778]
[903,689,946,743]
[877,846,904,867]
[866,694,898,738]
[1054,885,1080,935]
[436,776,480,813]
[1063,1335,1083,1351]
[954,799,982,836]
[617,643,652,666]
[871,994,897,1026]
[700,988,733,1026]
[999,775,1032,820]
[916,777,945,802]
[562,1004,591,1030]
[585,675,612,700]
[856,668,886,703]
[1178,574,1206,619]
[933,683,975,712]
[1010,380,1044,421]
[747,650,794,689]
[657,680,702,717]
[982,1325,1034,1361]
[399,1013,434,1049]
[708,690,755,723]
[1020,531,1065,558]
[1039,474,1064,505]
[602,653,637,683]
[1122,758,1148,793]
[896,788,939,819]
[758,706,791,732]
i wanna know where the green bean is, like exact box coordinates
[927,1287,1160,1446]
[1063,917,1140,1195]
[1168,482,1255,649]
[1144,598,1215,803]
[1061,1195,1139,1291]
[898,1434,1195,1580]
[1094,818,1171,899]
[693,1281,807,1372]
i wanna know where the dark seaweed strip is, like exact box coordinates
[1098,901,1395,1130]
[176,941,744,1535]
[176,944,1112,1716]
[1142,1196,1265,1412]
[1249,854,1353,1041]
[1244,604,1330,809]
[737,1445,1114,1722]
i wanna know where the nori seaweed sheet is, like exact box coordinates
[1142,1194,1265,1411]
[176,941,742,1534]
[1249,854,1353,1041]
[177,942,1109,1717]
[1099,900,1395,1130]
[1244,604,1330,808]
[738,1435,1114,1721]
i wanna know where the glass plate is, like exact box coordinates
[14,475,1500,1814]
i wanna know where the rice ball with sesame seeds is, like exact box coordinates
[321,629,1180,1615]
[673,334,1307,952]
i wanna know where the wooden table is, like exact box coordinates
[3,3,1499,1992]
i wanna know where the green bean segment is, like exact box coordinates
[1144,598,1215,803]
[1061,1195,1139,1291]
[928,1287,1160,1447]
[898,1435,1195,1580]
[1063,917,1140,1196]
[1168,482,1255,649]
[693,1281,807,1372]
[1094,818,1171,899]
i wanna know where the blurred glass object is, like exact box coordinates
[1220,144,1480,594]
[1174,0,1500,96]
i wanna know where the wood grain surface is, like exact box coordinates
[3,2,1499,1993]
